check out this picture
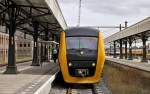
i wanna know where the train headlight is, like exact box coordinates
[68,62,72,67]
[80,51,84,55]
[92,62,96,67]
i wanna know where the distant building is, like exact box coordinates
[0,26,33,65]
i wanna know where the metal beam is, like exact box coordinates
[16,13,51,26]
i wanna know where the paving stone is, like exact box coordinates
[0,61,59,94]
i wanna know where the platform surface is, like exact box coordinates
[0,61,59,94]
[106,56,150,72]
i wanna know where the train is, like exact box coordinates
[58,27,105,84]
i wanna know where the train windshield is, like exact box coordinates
[66,37,97,50]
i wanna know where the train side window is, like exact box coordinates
[20,44,22,47]
[28,43,30,47]
[24,43,26,47]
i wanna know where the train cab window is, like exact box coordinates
[66,37,97,50]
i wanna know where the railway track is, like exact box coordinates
[50,82,106,94]
[66,84,104,94]
[50,83,104,94]
[50,74,111,94]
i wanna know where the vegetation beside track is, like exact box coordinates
[103,61,150,94]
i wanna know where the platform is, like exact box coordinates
[0,61,59,94]
[106,56,150,72]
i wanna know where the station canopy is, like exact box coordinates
[0,0,67,39]
[104,17,150,44]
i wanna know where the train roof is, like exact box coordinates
[65,27,99,37]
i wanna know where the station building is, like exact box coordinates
[0,26,33,65]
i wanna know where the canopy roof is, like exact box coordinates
[0,0,68,40]
[105,17,150,44]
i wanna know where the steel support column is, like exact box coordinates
[31,22,40,66]
[4,4,18,74]
[109,42,111,56]
[40,43,44,62]
[119,39,123,59]
[113,41,117,58]
[125,39,128,59]
[44,44,49,61]
[141,33,147,62]
[44,30,49,61]
[128,37,133,60]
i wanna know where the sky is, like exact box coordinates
[58,0,150,38]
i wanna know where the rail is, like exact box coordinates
[66,84,104,94]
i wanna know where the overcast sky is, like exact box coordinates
[58,0,150,38]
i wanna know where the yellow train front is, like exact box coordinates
[59,27,105,84]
